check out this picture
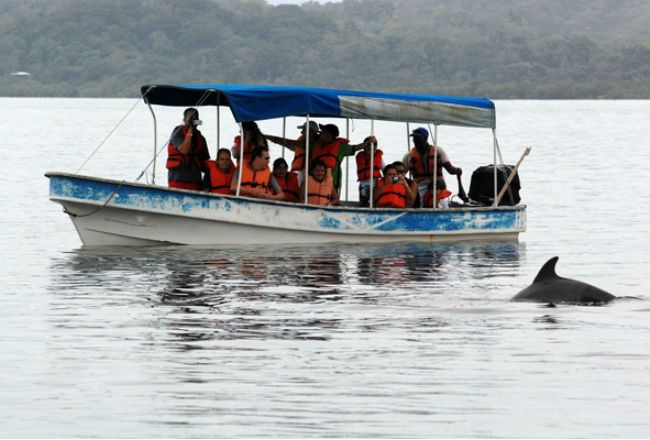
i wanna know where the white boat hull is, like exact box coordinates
[47,173,526,246]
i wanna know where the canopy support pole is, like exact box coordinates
[216,92,220,152]
[492,129,498,206]
[303,115,310,205]
[429,123,438,208]
[406,122,412,180]
[282,118,286,159]
[236,122,244,197]
[406,122,411,152]
[369,119,375,208]
[345,118,350,202]
[146,102,157,185]
[214,103,221,152]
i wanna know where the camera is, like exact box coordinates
[191,119,203,127]
[392,176,399,183]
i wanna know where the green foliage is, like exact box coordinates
[0,0,648,98]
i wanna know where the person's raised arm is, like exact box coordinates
[177,126,194,155]
[265,134,299,151]
[400,176,416,208]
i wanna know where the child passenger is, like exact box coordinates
[300,160,339,206]
[374,164,416,208]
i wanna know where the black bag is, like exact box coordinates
[468,164,521,206]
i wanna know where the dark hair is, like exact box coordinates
[392,161,406,170]
[383,164,397,175]
[183,108,198,118]
[242,121,268,148]
[250,146,269,160]
[217,148,231,157]
[320,124,339,138]
[273,158,288,169]
[310,159,327,175]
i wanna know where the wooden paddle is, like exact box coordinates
[494,147,531,206]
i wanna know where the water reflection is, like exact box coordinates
[48,241,525,345]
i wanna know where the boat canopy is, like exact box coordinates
[141,84,496,129]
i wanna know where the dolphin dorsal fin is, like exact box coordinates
[533,256,560,283]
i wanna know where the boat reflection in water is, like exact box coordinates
[48,242,524,347]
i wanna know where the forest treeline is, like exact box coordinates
[1,0,649,98]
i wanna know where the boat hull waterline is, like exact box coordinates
[47,173,526,246]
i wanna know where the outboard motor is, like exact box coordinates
[468,164,521,206]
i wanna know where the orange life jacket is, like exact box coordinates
[423,189,453,208]
[239,161,271,195]
[356,149,383,181]
[409,145,444,187]
[312,138,349,170]
[376,181,407,208]
[204,161,235,194]
[275,172,300,202]
[307,172,334,205]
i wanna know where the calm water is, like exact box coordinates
[1,98,649,438]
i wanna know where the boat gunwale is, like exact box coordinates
[45,171,527,214]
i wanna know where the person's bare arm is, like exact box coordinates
[443,161,462,176]
[265,134,299,151]
[177,126,193,154]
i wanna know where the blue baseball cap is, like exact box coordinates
[410,127,429,138]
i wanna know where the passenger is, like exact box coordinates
[393,161,420,208]
[423,185,453,208]
[166,108,210,190]
[229,146,285,201]
[270,158,300,202]
[232,121,268,166]
[265,121,321,184]
[374,164,416,208]
[299,159,339,206]
[402,127,462,202]
[355,135,384,207]
[311,123,367,195]
[203,148,235,194]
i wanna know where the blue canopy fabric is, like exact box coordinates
[141,84,496,129]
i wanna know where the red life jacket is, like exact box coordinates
[233,135,253,164]
[307,172,334,205]
[167,125,207,189]
[239,161,271,195]
[356,149,383,181]
[409,145,444,187]
[312,138,349,170]
[423,189,453,208]
[204,161,235,194]
[376,181,407,208]
[166,125,206,170]
[275,172,300,202]
[290,135,321,172]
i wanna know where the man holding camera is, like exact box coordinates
[166,107,210,190]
